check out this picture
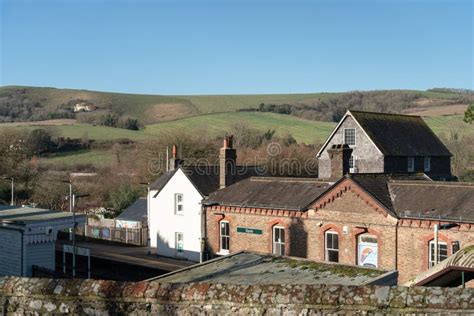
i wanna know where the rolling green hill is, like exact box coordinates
[1,85,470,125]
[2,111,471,168]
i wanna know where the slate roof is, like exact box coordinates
[149,251,397,286]
[349,174,474,223]
[405,246,474,287]
[388,181,474,222]
[349,173,432,215]
[205,177,332,211]
[116,197,147,222]
[350,110,452,157]
[150,165,264,196]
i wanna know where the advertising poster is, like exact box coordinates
[358,242,378,268]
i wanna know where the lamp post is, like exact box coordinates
[72,194,89,277]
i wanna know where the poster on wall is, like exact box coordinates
[358,242,378,268]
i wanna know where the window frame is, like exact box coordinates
[174,193,184,215]
[429,240,448,268]
[407,157,415,172]
[325,230,339,263]
[424,157,431,172]
[272,226,285,256]
[175,232,184,254]
[219,220,230,255]
[343,128,356,147]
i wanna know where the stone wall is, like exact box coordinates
[1,277,473,315]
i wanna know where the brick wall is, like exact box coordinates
[1,277,473,314]
[206,183,474,284]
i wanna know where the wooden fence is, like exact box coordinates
[78,225,148,246]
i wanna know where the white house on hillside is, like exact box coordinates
[149,137,259,262]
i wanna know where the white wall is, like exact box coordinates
[149,169,203,262]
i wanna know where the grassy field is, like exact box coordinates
[424,115,473,137]
[3,86,468,124]
[0,122,151,141]
[145,112,336,144]
[41,150,114,167]
[2,112,471,145]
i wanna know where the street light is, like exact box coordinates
[62,179,90,278]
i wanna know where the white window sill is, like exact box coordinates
[217,251,230,256]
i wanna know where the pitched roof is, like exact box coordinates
[150,169,177,191]
[405,246,474,287]
[116,197,147,222]
[149,251,397,286]
[205,177,332,211]
[349,111,452,157]
[348,174,474,223]
[349,173,432,214]
[150,165,264,197]
[388,181,474,222]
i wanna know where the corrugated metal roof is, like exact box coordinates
[405,246,474,286]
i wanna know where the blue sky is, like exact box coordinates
[1,0,472,95]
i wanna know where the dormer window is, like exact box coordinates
[344,128,356,146]
[407,157,414,172]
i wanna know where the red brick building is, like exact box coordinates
[204,175,474,284]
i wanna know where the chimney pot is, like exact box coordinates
[220,135,237,189]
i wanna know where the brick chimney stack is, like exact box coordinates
[169,144,183,171]
[219,135,237,189]
[327,144,352,180]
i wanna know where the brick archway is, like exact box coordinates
[352,228,382,268]
[320,224,343,261]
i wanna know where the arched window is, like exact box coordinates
[429,240,448,267]
[357,234,378,268]
[273,226,285,256]
[325,230,339,262]
[219,221,230,254]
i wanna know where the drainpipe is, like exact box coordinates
[434,224,439,265]
[394,222,399,271]
[147,185,150,255]
[200,202,206,263]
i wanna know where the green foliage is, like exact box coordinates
[463,103,474,124]
[27,128,52,154]
[106,183,140,213]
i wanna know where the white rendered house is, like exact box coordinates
[149,137,257,262]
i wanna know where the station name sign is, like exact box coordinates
[237,227,262,235]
